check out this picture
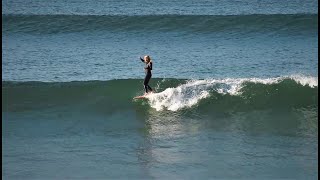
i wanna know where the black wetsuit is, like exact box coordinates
[140,57,153,93]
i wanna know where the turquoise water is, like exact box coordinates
[2,0,318,179]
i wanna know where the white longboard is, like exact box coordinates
[133,95,147,99]
[133,92,155,100]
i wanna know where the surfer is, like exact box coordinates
[140,55,153,95]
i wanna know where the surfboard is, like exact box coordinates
[133,95,147,99]
[133,92,155,100]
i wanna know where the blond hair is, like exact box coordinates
[144,55,152,63]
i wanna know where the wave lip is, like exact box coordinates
[289,75,318,88]
[144,75,318,111]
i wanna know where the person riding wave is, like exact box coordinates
[139,55,153,95]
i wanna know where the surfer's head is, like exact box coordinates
[144,55,151,63]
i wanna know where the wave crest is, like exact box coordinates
[2,75,318,112]
[144,75,318,111]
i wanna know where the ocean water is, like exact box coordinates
[2,0,318,179]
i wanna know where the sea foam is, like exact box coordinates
[145,75,318,111]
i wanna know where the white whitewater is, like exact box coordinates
[145,75,318,111]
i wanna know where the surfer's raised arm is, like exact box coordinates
[140,57,144,62]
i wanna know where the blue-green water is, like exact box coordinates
[2,0,318,179]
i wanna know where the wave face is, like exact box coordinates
[146,76,318,111]
[2,14,318,34]
[2,76,318,113]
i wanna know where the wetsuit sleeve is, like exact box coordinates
[140,57,144,62]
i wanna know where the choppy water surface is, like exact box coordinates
[2,0,318,179]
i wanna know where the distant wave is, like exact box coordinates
[2,14,318,34]
[2,75,318,112]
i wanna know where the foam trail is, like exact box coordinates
[146,80,210,111]
[145,75,318,111]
